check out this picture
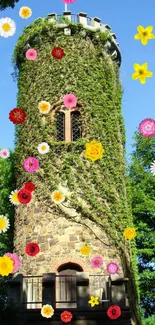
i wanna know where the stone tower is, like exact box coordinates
[9,11,141,325]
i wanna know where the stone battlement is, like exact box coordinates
[46,12,121,65]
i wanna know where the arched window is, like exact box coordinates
[56,262,83,308]
[51,105,82,142]
[71,111,81,141]
[55,111,65,141]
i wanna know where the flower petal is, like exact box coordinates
[132,72,140,80]
[148,33,155,39]
[144,70,153,77]
[141,36,148,45]
[146,26,153,33]
[134,33,142,40]
[133,63,140,71]
[137,25,145,33]
[141,63,148,70]
[139,76,146,84]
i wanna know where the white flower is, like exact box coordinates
[0,215,10,233]
[0,17,16,38]
[37,142,50,154]
[9,190,20,205]
[150,161,155,175]
[38,101,51,114]
[51,190,65,204]
[0,149,10,159]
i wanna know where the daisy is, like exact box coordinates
[37,142,50,154]
[150,161,155,175]
[19,7,32,19]
[0,17,16,38]
[9,189,20,205]
[0,215,10,234]
[41,304,54,318]
[38,101,51,114]
[51,190,65,204]
[0,149,10,159]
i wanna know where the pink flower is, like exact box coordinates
[107,262,119,274]
[4,253,22,273]
[91,256,103,268]
[24,157,39,173]
[138,118,155,137]
[0,149,10,159]
[26,48,38,61]
[63,93,77,109]
[62,0,76,3]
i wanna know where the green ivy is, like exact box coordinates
[13,18,141,325]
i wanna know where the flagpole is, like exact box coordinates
[65,4,68,11]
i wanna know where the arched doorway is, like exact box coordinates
[56,262,83,308]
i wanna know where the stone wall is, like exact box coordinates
[13,199,123,277]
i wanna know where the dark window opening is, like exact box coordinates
[55,111,65,141]
[71,111,81,141]
[56,263,83,308]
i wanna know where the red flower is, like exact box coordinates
[60,310,73,323]
[25,243,40,256]
[51,47,64,59]
[107,305,121,320]
[17,188,32,204]
[24,182,35,192]
[9,108,27,124]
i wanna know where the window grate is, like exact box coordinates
[71,111,81,141]
[55,111,65,141]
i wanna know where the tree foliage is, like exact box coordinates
[0,151,16,324]
[128,132,155,317]
[0,0,19,10]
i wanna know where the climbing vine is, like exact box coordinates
[12,17,140,323]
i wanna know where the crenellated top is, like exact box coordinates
[47,11,121,65]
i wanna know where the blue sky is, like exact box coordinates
[0,0,155,163]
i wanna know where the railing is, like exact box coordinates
[51,14,92,26]
[8,274,129,310]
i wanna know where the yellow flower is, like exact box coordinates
[80,245,91,255]
[51,190,65,204]
[9,189,20,205]
[123,227,136,240]
[0,216,10,233]
[38,101,51,114]
[88,296,100,307]
[132,63,153,84]
[0,256,14,276]
[134,26,155,45]
[84,140,104,161]
[41,304,54,318]
[19,7,32,19]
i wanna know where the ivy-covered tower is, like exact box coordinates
[9,11,141,325]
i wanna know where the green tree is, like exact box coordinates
[0,150,16,323]
[128,132,155,317]
[0,0,19,10]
